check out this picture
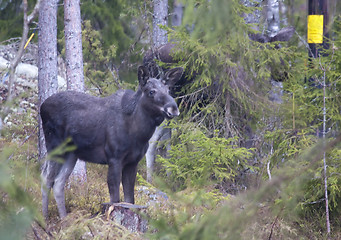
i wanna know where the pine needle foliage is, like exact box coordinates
[263,17,341,223]
[81,0,130,53]
[151,0,297,192]
[81,20,120,95]
[152,0,341,235]
[149,137,341,240]
[0,0,38,42]
[164,0,295,140]
[158,123,254,190]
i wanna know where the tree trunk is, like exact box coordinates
[38,0,58,161]
[153,0,168,47]
[279,0,288,27]
[146,0,170,183]
[64,0,87,182]
[171,0,183,27]
[322,70,331,234]
[267,0,280,37]
[243,0,262,26]
[64,0,84,92]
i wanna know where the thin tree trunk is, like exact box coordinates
[266,0,280,37]
[171,0,183,27]
[64,0,87,182]
[38,0,59,160]
[279,0,288,27]
[322,69,331,234]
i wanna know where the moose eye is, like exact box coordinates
[148,90,156,97]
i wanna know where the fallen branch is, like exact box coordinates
[268,208,283,240]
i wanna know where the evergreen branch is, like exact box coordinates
[176,86,208,99]
[119,25,148,72]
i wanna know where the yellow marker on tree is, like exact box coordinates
[24,32,35,49]
[307,15,323,44]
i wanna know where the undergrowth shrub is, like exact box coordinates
[299,147,341,222]
[158,123,255,191]
[66,163,109,215]
[150,139,341,240]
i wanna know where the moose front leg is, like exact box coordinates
[122,162,138,204]
[107,161,122,203]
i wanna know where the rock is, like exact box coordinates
[15,63,38,79]
[269,79,283,104]
[58,76,67,90]
[1,43,67,91]
[137,186,168,206]
[17,77,36,89]
[0,56,10,70]
[102,203,148,233]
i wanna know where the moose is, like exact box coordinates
[40,66,183,219]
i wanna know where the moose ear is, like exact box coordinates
[163,67,183,87]
[138,66,150,87]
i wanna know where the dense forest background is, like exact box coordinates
[0,0,341,239]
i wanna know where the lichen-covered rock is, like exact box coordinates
[102,203,148,233]
[137,186,168,206]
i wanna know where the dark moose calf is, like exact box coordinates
[40,66,183,219]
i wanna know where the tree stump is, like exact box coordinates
[102,203,148,233]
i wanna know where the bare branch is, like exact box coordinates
[27,0,41,23]
[6,0,41,102]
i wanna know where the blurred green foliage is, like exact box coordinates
[0,148,36,240]
[149,138,341,240]
[0,0,36,41]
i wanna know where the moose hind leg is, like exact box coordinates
[41,159,62,219]
[122,163,138,204]
[41,179,53,219]
[53,154,77,218]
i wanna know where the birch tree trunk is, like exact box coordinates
[266,0,280,37]
[38,0,58,161]
[153,0,168,47]
[322,69,331,234]
[64,0,87,182]
[171,0,183,27]
[146,0,170,182]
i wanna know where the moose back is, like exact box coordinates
[40,66,183,218]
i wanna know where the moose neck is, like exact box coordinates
[126,90,165,142]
